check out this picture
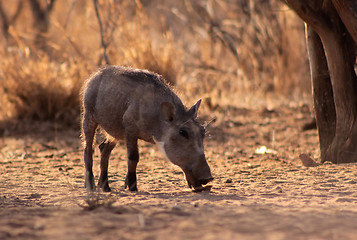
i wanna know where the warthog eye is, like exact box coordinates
[179,128,189,139]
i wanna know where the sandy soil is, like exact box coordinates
[2,104,357,240]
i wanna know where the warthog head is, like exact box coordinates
[155,99,213,191]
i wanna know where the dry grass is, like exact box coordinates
[109,1,181,85]
[0,0,310,128]
[78,192,116,211]
[0,52,88,126]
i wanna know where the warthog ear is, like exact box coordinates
[161,102,175,122]
[188,99,202,119]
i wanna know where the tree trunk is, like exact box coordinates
[286,0,357,163]
[305,26,336,162]
[319,22,357,163]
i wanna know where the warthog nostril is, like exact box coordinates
[199,177,214,185]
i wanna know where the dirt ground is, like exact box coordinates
[2,104,357,240]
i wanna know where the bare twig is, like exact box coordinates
[0,1,23,42]
[28,0,57,51]
[92,0,110,65]
[52,19,84,58]
[189,0,239,63]
[64,0,79,29]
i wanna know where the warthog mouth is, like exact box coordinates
[183,167,213,192]
[189,177,214,192]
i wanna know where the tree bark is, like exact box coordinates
[320,24,357,163]
[305,26,336,162]
[286,0,357,163]
[332,0,357,44]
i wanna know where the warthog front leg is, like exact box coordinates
[83,113,98,192]
[124,136,139,191]
[98,140,116,192]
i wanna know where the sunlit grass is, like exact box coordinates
[0,0,310,127]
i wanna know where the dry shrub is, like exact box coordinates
[0,0,310,126]
[166,0,310,109]
[0,0,181,126]
[182,1,308,96]
[115,30,180,85]
[98,0,181,85]
[0,51,88,125]
[79,192,116,211]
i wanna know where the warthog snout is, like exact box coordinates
[182,155,213,191]
[184,171,214,191]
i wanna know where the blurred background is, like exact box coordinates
[0,0,311,129]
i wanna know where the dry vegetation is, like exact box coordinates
[6,2,357,239]
[0,0,310,128]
